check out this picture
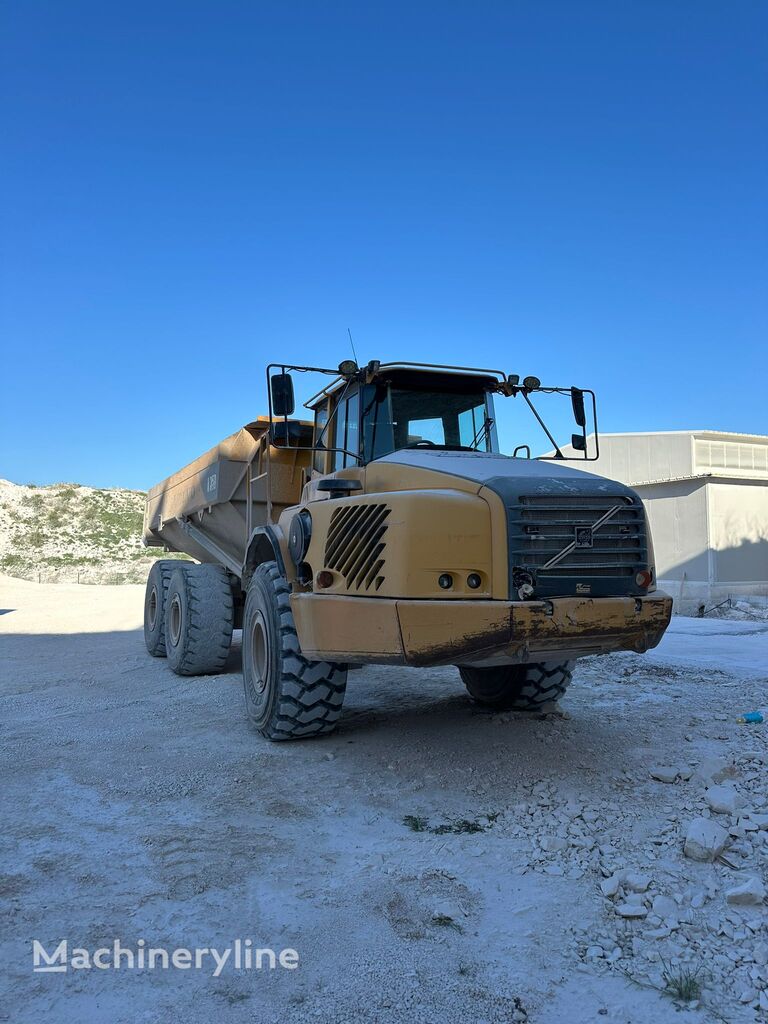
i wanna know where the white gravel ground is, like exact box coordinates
[1,574,767,1024]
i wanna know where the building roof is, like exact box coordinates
[556,430,768,487]
[597,429,768,442]
[632,473,768,488]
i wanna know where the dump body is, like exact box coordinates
[142,417,314,574]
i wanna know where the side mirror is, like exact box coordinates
[571,387,586,427]
[271,373,295,417]
[571,433,587,452]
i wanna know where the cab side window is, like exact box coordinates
[333,399,348,471]
[333,389,360,470]
[344,391,360,465]
[313,401,329,473]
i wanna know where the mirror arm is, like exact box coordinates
[521,391,563,459]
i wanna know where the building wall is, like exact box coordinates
[560,431,768,487]
[589,433,693,485]
[634,480,709,583]
[709,481,768,584]
[635,478,768,613]
[694,437,768,481]
[556,432,694,483]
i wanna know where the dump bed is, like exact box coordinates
[143,417,313,573]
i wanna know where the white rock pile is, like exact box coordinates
[499,750,767,1020]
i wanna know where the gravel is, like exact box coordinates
[1,574,767,1023]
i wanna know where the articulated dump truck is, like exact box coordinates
[142,360,672,741]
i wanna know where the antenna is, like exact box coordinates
[347,327,359,366]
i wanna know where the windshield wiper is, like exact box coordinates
[470,416,494,450]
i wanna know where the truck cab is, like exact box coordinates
[306,366,501,476]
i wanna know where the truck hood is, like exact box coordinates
[373,449,649,600]
[373,448,631,496]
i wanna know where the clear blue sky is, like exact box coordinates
[1,1,766,489]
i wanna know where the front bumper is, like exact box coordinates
[290,591,673,667]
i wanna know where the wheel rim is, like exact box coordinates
[148,585,158,630]
[249,610,269,694]
[169,594,182,646]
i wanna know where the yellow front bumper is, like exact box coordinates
[290,592,673,666]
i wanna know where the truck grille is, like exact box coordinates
[509,494,647,581]
[324,503,390,591]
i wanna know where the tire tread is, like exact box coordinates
[245,562,347,740]
[459,660,574,710]
[166,565,234,676]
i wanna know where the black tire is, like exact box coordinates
[242,562,347,740]
[165,564,234,676]
[459,660,575,710]
[143,559,190,657]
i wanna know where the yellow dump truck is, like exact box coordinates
[143,360,672,740]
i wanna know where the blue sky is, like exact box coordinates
[1,1,766,489]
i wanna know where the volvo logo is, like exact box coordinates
[541,504,624,571]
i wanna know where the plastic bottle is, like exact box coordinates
[736,710,767,724]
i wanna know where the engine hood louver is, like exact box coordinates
[324,503,390,592]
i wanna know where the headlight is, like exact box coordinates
[288,510,312,565]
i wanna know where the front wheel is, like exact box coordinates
[242,562,347,740]
[459,660,575,710]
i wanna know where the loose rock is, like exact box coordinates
[623,871,651,893]
[540,836,568,853]
[693,757,735,785]
[726,877,766,906]
[651,895,678,919]
[705,784,745,815]
[615,903,648,918]
[600,873,623,898]
[684,817,729,861]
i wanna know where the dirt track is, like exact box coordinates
[1,575,767,1024]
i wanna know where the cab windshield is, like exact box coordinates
[361,384,494,461]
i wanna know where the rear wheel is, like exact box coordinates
[144,559,190,657]
[459,660,575,710]
[165,564,234,676]
[242,562,347,740]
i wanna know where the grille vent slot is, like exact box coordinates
[324,503,390,591]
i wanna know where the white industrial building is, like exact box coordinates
[560,430,768,614]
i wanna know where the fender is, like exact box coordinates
[243,525,286,585]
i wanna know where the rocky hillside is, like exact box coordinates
[0,479,187,584]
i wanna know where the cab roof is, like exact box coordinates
[305,362,504,410]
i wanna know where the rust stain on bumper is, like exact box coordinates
[397,594,672,666]
[507,594,673,661]
[292,592,673,667]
